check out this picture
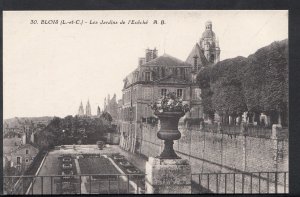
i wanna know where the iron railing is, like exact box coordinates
[3,173,145,195]
[4,171,288,194]
[191,171,289,194]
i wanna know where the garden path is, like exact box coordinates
[74,158,88,194]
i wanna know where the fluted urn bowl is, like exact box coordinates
[154,111,185,159]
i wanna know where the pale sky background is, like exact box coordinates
[3,10,288,119]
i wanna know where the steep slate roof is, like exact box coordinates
[186,43,209,67]
[123,54,192,89]
[11,143,39,154]
[142,54,192,67]
[123,71,136,89]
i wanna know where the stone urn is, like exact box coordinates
[155,111,185,159]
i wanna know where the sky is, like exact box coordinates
[3,10,288,119]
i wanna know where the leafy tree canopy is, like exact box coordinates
[197,39,288,125]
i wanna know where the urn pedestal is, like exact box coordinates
[145,157,191,194]
[145,111,191,194]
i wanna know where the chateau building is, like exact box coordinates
[119,21,220,153]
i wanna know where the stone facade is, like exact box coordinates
[119,21,221,153]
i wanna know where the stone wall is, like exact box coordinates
[133,123,288,174]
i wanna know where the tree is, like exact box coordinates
[101,112,113,122]
[34,114,118,148]
[241,39,288,125]
[197,39,288,126]
[198,56,247,125]
[197,67,215,120]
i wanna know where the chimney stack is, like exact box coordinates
[145,48,158,62]
[138,57,146,66]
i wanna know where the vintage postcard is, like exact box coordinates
[3,10,288,194]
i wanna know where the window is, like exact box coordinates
[17,157,21,164]
[25,159,29,163]
[181,68,185,79]
[173,68,177,76]
[26,149,29,154]
[161,89,167,96]
[145,72,151,81]
[132,106,136,121]
[210,54,215,63]
[143,87,152,99]
[133,88,136,102]
[194,57,198,69]
[161,67,165,77]
[177,89,183,98]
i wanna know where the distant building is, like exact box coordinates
[117,99,123,122]
[186,20,220,69]
[78,101,84,116]
[86,100,92,116]
[97,106,101,116]
[3,137,39,174]
[10,143,39,172]
[77,100,92,117]
[103,94,118,121]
